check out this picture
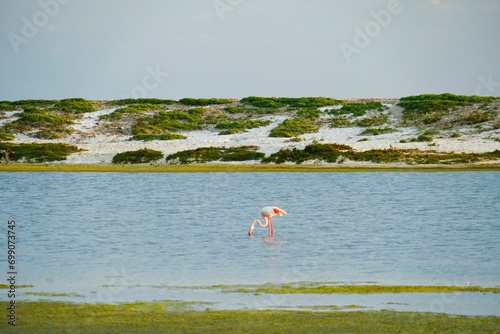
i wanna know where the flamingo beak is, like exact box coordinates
[248,226,254,235]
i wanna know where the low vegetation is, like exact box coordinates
[106,98,176,106]
[100,104,163,120]
[133,108,206,133]
[211,282,500,294]
[129,133,187,141]
[223,106,281,114]
[330,101,384,117]
[240,96,344,108]
[112,148,164,164]
[166,146,265,164]
[53,98,95,113]
[0,99,59,111]
[215,120,271,135]
[263,143,500,165]
[0,131,15,141]
[0,143,82,163]
[360,127,396,136]
[179,98,233,106]
[2,300,499,333]
[354,115,388,127]
[269,118,319,137]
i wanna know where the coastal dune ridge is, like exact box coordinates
[0,95,499,167]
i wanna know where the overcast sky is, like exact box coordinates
[1,0,499,100]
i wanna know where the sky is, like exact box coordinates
[1,0,499,100]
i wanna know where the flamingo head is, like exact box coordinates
[273,207,287,217]
[248,226,254,235]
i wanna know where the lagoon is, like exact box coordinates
[1,171,499,314]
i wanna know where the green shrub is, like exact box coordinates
[100,104,162,120]
[329,116,352,128]
[215,120,270,130]
[0,123,31,134]
[218,129,247,135]
[410,135,433,142]
[53,98,95,113]
[223,106,280,114]
[360,127,395,136]
[0,143,82,162]
[34,128,74,139]
[464,111,493,124]
[0,99,58,110]
[240,96,343,108]
[134,108,207,132]
[0,132,15,141]
[398,94,498,119]
[269,118,318,137]
[355,115,388,127]
[15,111,73,127]
[263,143,353,164]
[339,102,383,116]
[0,102,17,111]
[107,98,176,106]
[179,98,232,106]
[112,148,164,164]
[165,146,264,164]
[129,133,187,141]
[358,138,369,142]
[224,106,247,114]
[296,108,322,119]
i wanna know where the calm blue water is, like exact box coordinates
[1,172,499,313]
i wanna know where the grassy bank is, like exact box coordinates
[1,163,500,173]
[1,301,499,333]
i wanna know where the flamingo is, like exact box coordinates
[248,206,287,236]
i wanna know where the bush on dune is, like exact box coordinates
[112,148,164,164]
[165,146,264,164]
[0,143,82,163]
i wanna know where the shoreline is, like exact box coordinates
[1,162,500,172]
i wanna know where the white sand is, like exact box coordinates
[5,106,500,164]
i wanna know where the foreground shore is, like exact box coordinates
[2,301,499,333]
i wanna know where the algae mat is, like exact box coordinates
[1,301,500,333]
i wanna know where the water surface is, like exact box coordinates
[1,172,499,314]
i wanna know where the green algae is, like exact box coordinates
[204,282,500,295]
[0,284,34,289]
[24,292,84,297]
[2,300,499,333]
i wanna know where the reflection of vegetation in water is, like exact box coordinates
[2,301,499,333]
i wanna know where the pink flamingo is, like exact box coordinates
[248,206,287,236]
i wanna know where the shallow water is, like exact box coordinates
[1,172,499,314]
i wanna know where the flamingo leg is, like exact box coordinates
[269,217,274,236]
